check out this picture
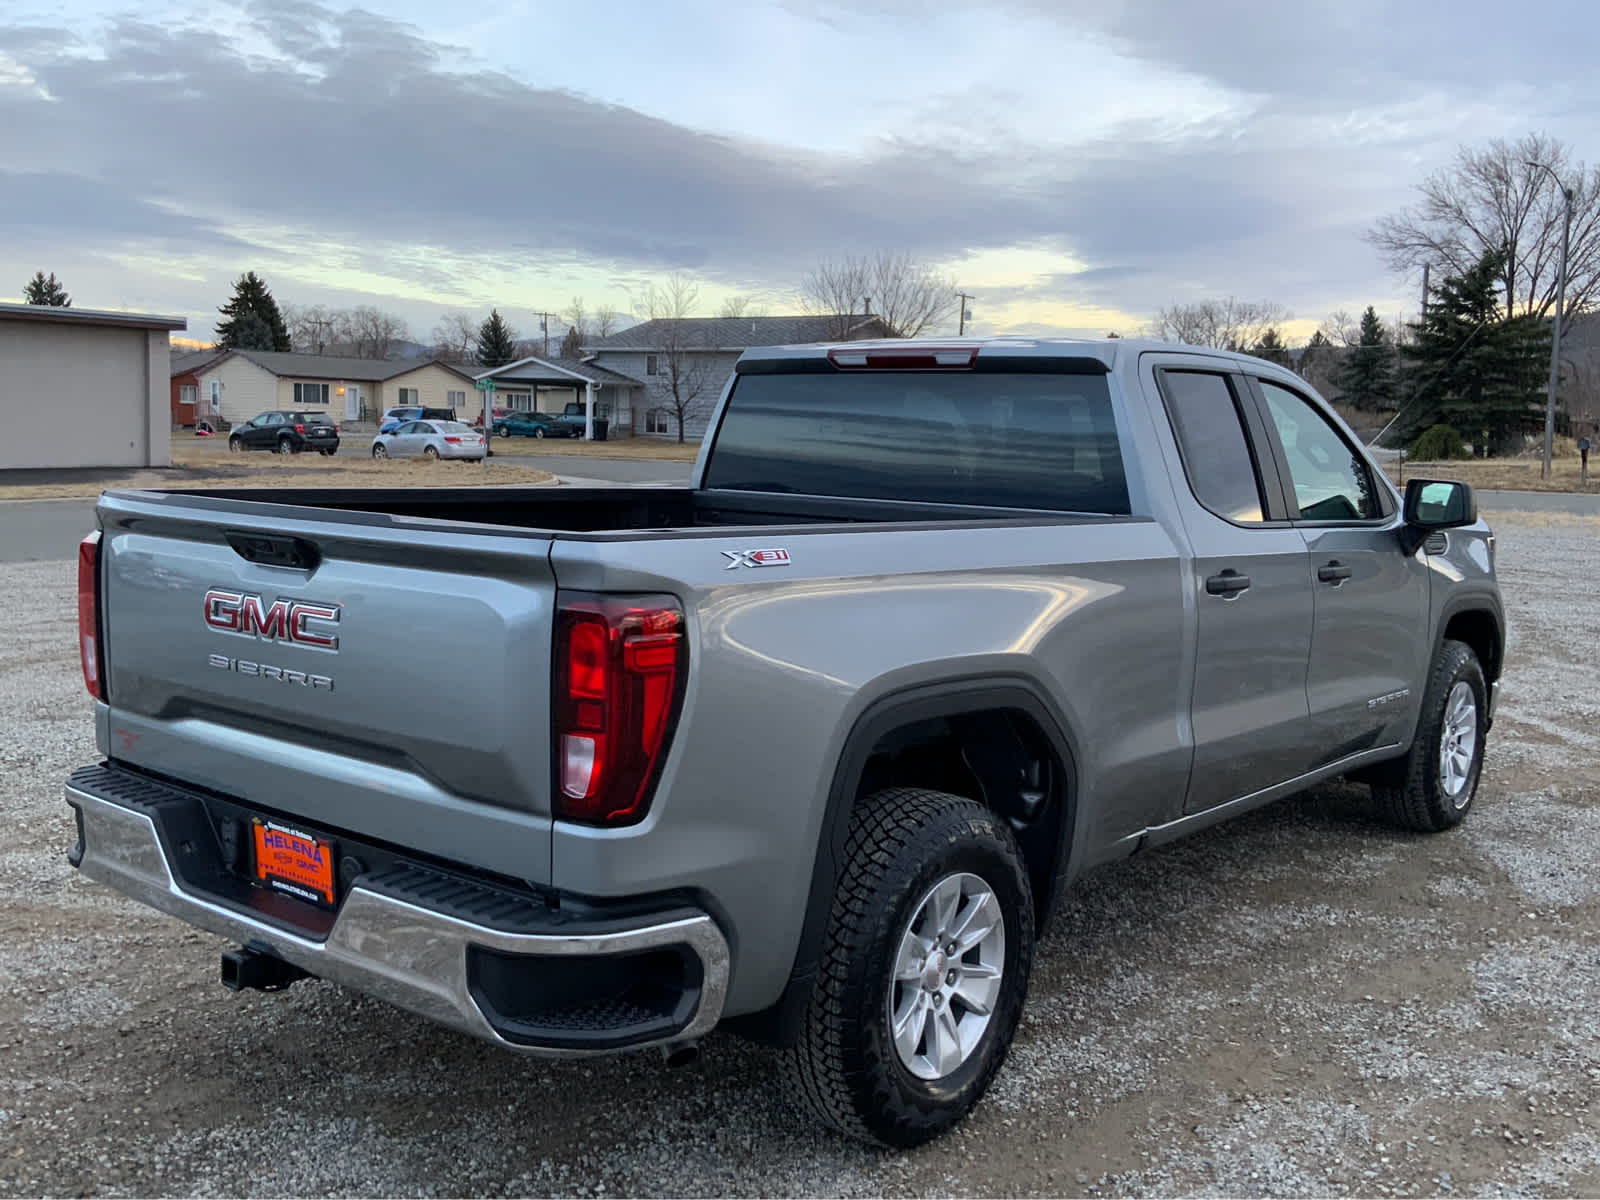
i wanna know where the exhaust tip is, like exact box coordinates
[662,1041,700,1069]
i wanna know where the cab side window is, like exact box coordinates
[1157,371,1268,524]
[1256,380,1379,521]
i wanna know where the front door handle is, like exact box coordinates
[1204,569,1251,597]
[1317,560,1354,584]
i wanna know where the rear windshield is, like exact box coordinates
[704,370,1129,513]
[437,421,475,433]
[290,412,334,425]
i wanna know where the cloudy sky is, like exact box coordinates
[2,0,1595,345]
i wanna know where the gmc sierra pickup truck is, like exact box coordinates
[66,337,1502,1146]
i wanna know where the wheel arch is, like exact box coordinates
[727,676,1081,1048]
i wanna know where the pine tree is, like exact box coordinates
[475,309,519,367]
[216,272,289,351]
[559,324,583,359]
[1401,249,1550,456]
[1337,307,1396,411]
[23,271,71,306]
[1251,326,1289,366]
[1299,329,1331,373]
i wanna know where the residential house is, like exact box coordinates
[471,356,646,436]
[184,351,478,428]
[170,348,224,427]
[582,314,894,440]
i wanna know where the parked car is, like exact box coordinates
[491,411,577,439]
[378,406,456,434]
[370,419,488,461]
[226,411,340,455]
[472,407,514,427]
[68,336,1503,1148]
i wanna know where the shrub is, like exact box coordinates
[1409,423,1467,461]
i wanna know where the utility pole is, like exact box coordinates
[1421,263,1430,320]
[1526,160,1573,480]
[532,311,556,358]
[955,291,974,336]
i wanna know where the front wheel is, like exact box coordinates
[534,427,545,439]
[228,436,243,453]
[1369,639,1488,832]
[371,443,389,459]
[781,788,1034,1147]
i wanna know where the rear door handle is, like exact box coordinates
[1317,560,1353,584]
[1204,569,1251,597]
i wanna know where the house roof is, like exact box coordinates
[171,349,225,376]
[0,301,186,332]
[476,355,643,387]
[583,314,892,352]
[212,350,475,382]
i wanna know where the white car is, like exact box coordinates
[371,419,488,462]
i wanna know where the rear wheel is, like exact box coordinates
[1368,639,1488,832]
[498,426,511,438]
[371,443,389,459]
[781,788,1034,1147]
[534,428,545,439]
[320,448,336,456]
[424,445,440,460]
[276,436,296,455]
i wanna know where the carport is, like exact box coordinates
[475,355,644,439]
[0,302,186,469]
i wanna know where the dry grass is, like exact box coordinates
[487,437,702,461]
[0,447,555,502]
[1383,456,1595,494]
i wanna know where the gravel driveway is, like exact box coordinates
[1,510,1596,1197]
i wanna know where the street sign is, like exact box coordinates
[475,378,496,391]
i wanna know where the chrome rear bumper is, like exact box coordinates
[66,780,729,1056]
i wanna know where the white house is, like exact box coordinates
[187,351,478,427]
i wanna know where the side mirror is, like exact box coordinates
[1400,478,1477,555]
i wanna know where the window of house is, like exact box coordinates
[179,384,197,407]
[645,408,672,434]
[646,355,659,376]
[293,382,329,405]
[447,389,466,409]
[398,387,419,405]
[504,391,532,412]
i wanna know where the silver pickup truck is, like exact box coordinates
[66,337,1502,1146]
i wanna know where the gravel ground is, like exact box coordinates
[1,510,1596,1197]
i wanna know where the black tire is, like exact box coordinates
[228,436,243,453]
[1369,639,1488,832]
[498,426,510,438]
[534,427,546,439]
[276,435,296,455]
[320,448,336,456]
[371,443,388,459]
[424,445,440,460]
[781,787,1035,1147]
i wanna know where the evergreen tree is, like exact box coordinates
[1251,326,1290,366]
[1299,329,1332,373]
[559,324,583,359]
[475,309,518,367]
[216,272,289,351]
[1337,307,1396,411]
[1401,249,1550,456]
[22,271,71,306]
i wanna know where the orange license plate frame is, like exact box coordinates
[251,819,336,908]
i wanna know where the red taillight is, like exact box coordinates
[294,423,306,434]
[444,436,462,443]
[77,532,103,700]
[827,345,978,369]
[554,594,686,826]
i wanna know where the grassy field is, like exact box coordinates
[1383,455,1595,494]
[487,436,701,461]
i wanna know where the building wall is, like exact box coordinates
[171,371,199,427]
[196,355,281,427]
[586,350,737,439]
[374,363,477,416]
[0,320,171,469]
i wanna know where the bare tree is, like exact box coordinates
[430,312,477,363]
[1323,309,1360,348]
[592,306,618,341]
[339,306,411,359]
[800,252,956,339]
[639,274,712,443]
[282,303,341,354]
[1370,133,1600,320]
[561,296,589,348]
[1149,298,1289,350]
[717,294,766,318]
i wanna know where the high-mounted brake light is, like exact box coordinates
[77,532,104,700]
[827,345,979,369]
[554,593,686,826]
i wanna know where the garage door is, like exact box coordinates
[0,322,152,469]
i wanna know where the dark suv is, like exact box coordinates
[228,411,341,455]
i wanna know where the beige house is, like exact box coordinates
[190,351,477,427]
[1,301,185,469]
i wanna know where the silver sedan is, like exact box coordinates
[371,419,488,462]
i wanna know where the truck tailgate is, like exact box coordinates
[95,492,558,885]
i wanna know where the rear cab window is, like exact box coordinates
[704,367,1130,513]
[1155,370,1271,524]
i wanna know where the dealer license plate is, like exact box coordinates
[251,819,336,907]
